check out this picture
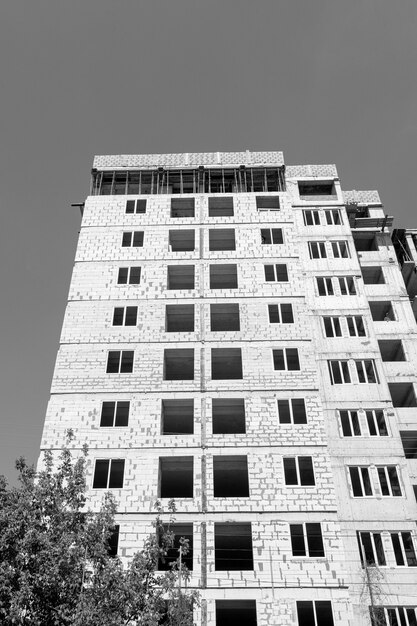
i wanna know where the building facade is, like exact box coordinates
[40,151,417,626]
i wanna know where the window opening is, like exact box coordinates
[93,459,125,489]
[163,349,194,380]
[167,265,195,289]
[214,523,253,570]
[159,457,193,498]
[100,401,130,427]
[117,267,141,285]
[278,399,307,424]
[261,228,283,244]
[273,348,300,371]
[165,305,195,332]
[210,264,238,289]
[106,351,134,374]
[210,303,240,331]
[212,398,246,434]
[169,230,195,252]
[290,523,325,557]
[112,306,138,326]
[161,399,194,435]
[283,457,315,485]
[211,348,243,379]
[213,456,249,497]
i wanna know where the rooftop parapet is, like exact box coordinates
[93,151,284,170]
[286,164,338,178]
[343,189,382,205]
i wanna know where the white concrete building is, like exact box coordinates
[40,151,417,626]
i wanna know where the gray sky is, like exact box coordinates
[0,0,416,481]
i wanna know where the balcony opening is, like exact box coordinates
[216,600,257,626]
[161,399,194,435]
[353,232,379,252]
[208,197,234,217]
[362,266,385,284]
[298,181,336,199]
[213,456,249,497]
[209,229,236,251]
[378,340,406,362]
[158,523,193,570]
[389,383,417,407]
[211,348,243,379]
[209,264,238,289]
[167,265,195,290]
[165,304,194,332]
[212,398,246,434]
[159,457,193,498]
[163,349,194,380]
[210,303,240,331]
[256,196,280,210]
[369,301,395,321]
[215,523,253,571]
[169,230,195,252]
[171,198,195,218]
[400,431,417,458]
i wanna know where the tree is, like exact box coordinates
[0,436,197,625]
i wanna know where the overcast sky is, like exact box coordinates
[0,0,416,481]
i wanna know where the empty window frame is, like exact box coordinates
[169,229,195,252]
[331,240,350,258]
[165,304,195,332]
[106,351,134,373]
[167,265,195,289]
[112,306,138,326]
[126,199,146,214]
[216,600,258,626]
[122,231,144,247]
[256,195,280,210]
[324,209,342,225]
[163,349,194,380]
[100,401,130,427]
[117,266,141,285]
[211,348,243,379]
[362,266,385,285]
[357,532,386,566]
[377,466,402,496]
[213,456,249,497]
[212,398,246,434]
[268,303,294,324]
[159,457,193,498]
[389,383,417,408]
[161,399,194,435]
[278,399,307,424]
[355,360,379,384]
[298,181,336,198]
[346,316,366,336]
[273,348,300,371]
[338,276,356,295]
[349,466,373,496]
[303,209,320,226]
[264,264,288,282]
[328,360,351,384]
[171,198,195,218]
[316,277,334,296]
[379,340,406,362]
[339,409,388,437]
[391,532,417,567]
[323,316,342,337]
[214,523,253,570]
[210,303,240,331]
[400,430,417,459]
[210,264,238,289]
[369,301,395,321]
[296,601,334,626]
[108,525,120,557]
[209,229,236,251]
[283,457,315,486]
[93,459,125,489]
[208,197,234,217]
[371,607,417,626]
[158,523,193,571]
[261,228,283,244]
[308,241,327,259]
[290,523,325,557]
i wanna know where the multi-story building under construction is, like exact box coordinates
[40,151,417,626]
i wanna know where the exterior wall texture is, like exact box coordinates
[40,151,417,626]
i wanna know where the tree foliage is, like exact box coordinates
[0,438,197,625]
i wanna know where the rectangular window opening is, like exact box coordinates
[171,198,195,218]
[389,383,417,408]
[353,232,379,252]
[213,455,249,497]
[163,349,194,380]
[216,600,257,626]
[165,304,195,332]
[379,340,406,362]
[261,228,283,245]
[161,399,194,435]
[362,266,385,284]
[297,601,334,626]
[369,301,395,321]
[208,197,234,217]
[167,265,195,290]
[209,229,236,251]
[210,303,240,331]
[209,264,238,289]
[100,401,130,427]
[212,398,246,434]
[169,229,195,252]
[400,430,417,459]
[214,523,253,571]
[256,196,280,210]
[159,457,193,498]
[158,523,193,571]
[278,398,307,424]
[211,348,243,379]
[298,181,336,199]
